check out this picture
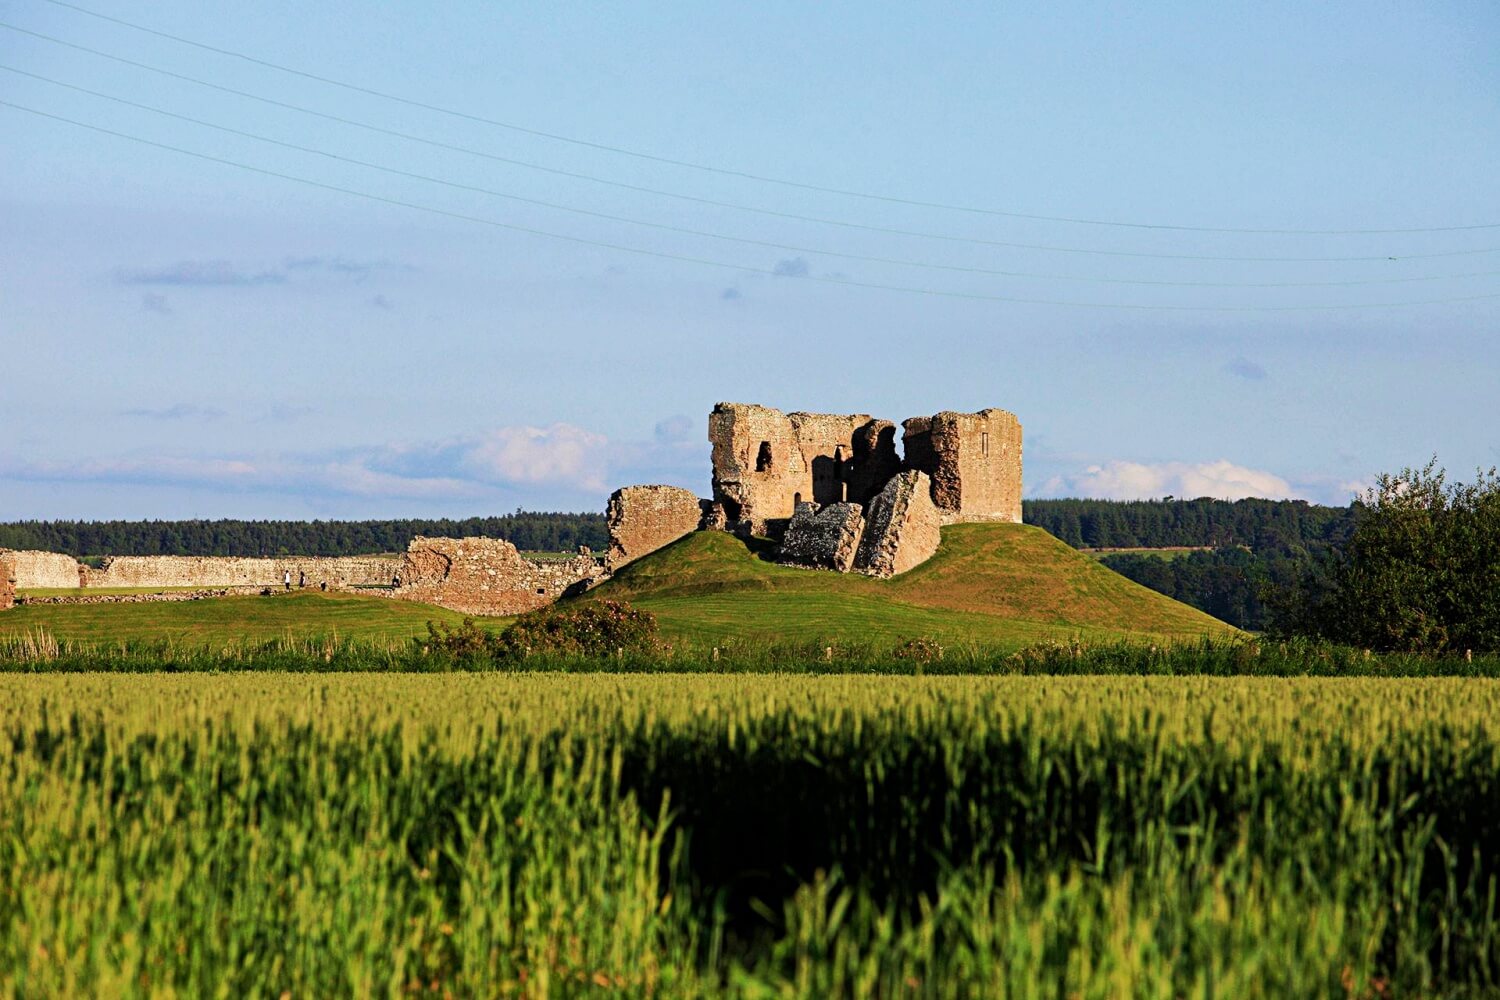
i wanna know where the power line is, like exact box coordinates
[34,0,1500,237]
[13,65,1499,291]
[5,24,1499,266]
[6,98,1499,313]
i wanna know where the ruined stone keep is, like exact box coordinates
[606,400,1022,580]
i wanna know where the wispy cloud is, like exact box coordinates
[721,287,742,300]
[1037,459,1300,501]
[653,415,694,444]
[116,256,411,290]
[1225,356,1268,380]
[140,292,172,314]
[772,257,809,278]
[117,260,286,287]
[119,403,225,422]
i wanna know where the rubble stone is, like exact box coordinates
[778,502,866,572]
[855,471,943,578]
[606,485,705,571]
[393,536,604,616]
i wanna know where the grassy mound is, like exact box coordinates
[593,523,1235,648]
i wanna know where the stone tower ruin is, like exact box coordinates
[707,401,1021,536]
[606,400,1023,579]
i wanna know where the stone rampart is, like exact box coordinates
[778,502,865,572]
[606,485,705,571]
[854,471,942,578]
[84,555,400,589]
[394,536,605,616]
[1,550,85,590]
[0,554,15,610]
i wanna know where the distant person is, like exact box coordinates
[299,570,306,588]
[283,570,292,591]
[392,573,401,589]
[320,581,327,592]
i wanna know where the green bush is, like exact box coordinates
[423,600,660,662]
[494,599,659,658]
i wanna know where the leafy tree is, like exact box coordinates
[1276,461,1500,652]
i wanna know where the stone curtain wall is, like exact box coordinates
[605,485,705,571]
[902,409,1023,524]
[0,554,15,610]
[394,536,605,616]
[0,550,85,589]
[85,555,401,589]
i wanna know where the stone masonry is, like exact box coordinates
[708,402,902,535]
[85,555,400,590]
[853,471,943,578]
[778,502,866,572]
[0,550,85,589]
[902,408,1023,524]
[393,536,605,616]
[0,554,15,611]
[606,485,706,571]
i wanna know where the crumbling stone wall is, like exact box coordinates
[84,555,400,589]
[0,550,85,589]
[394,536,604,616]
[902,408,1023,524]
[606,485,706,571]
[0,554,15,611]
[854,471,943,578]
[708,402,900,534]
[778,502,865,572]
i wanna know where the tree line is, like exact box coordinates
[1022,497,1355,551]
[1022,498,1356,632]
[0,511,608,557]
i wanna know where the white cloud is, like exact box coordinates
[458,423,611,492]
[1038,459,1301,501]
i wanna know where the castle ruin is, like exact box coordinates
[0,400,1021,614]
[607,401,1022,579]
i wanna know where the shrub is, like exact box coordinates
[891,636,944,663]
[493,600,660,659]
[424,617,494,658]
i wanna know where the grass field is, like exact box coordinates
[1,523,1232,652]
[4,673,1498,996]
[0,589,476,645]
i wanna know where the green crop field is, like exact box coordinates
[4,673,1499,997]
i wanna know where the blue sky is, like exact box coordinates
[2,0,1497,518]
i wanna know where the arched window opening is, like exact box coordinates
[756,441,773,472]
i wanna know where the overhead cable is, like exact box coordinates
[32,0,1500,236]
[6,99,1499,313]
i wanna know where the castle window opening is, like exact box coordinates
[982,432,989,457]
[756,441,773,472]
[794,492,802,506]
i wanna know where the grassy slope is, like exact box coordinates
[593,523,1236,648]
[0,590,477,645]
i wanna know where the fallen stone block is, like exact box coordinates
[855,470,942,578]
[778,502,865,572]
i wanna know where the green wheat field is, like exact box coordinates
[5,672,1500,997]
